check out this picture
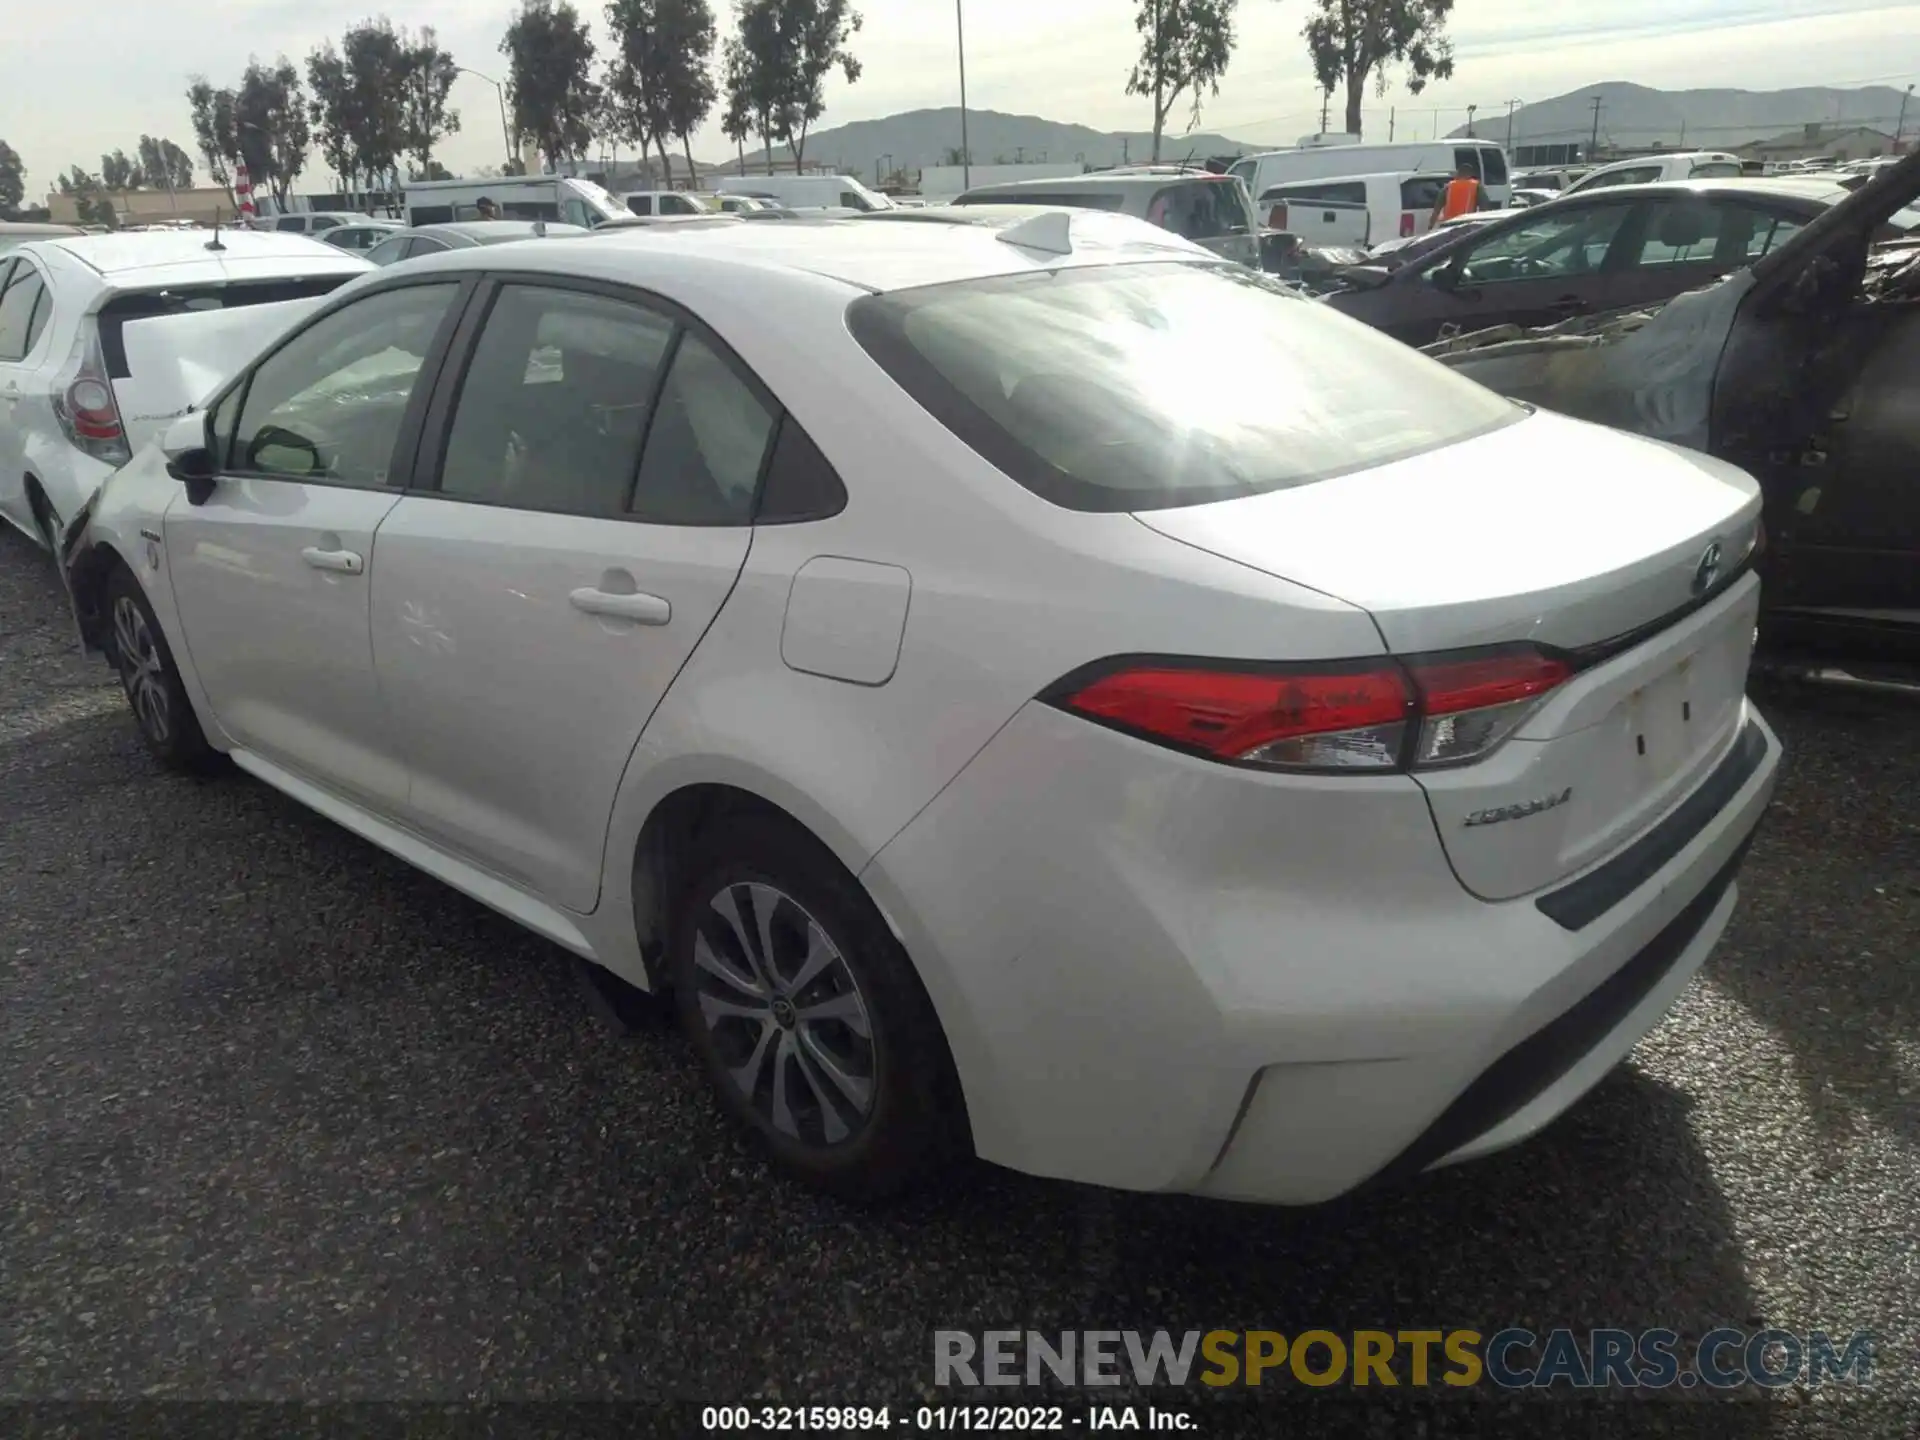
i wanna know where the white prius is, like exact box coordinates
[63,208,1780,1205]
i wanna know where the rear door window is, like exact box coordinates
[1479,148,1509,185]
[628,195,654,216]
[437,284,675,516]
[1453,149,1485,180]
[407,237,452,258]
[504,200,560,222]
[275,216,306,233]
[312,216,343,231]
[848,261,1519,512]
[1629,200,1776,269]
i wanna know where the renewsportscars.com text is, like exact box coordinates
[933,1328,1877,1391]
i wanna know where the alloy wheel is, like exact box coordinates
[689,880,876,1147]
[112,595,172,745]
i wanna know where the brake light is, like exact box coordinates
[50,323,131,465]
[1049,646,1569,773]
[1400,211,1416,237]
[1268,202,1287,230]
[1404,650,1570,767]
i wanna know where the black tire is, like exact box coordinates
[102,564,220,773]
[669,814,963,1201]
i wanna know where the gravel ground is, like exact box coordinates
[2,526,1916,1437]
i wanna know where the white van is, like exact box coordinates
[1230,139,1513,209]
[712,174,894,212]
[1562,152,1743,195]
[403,174,627,228]
[1256,171,1454,248]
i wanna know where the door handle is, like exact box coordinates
[300,546,364,575]
[569,587,670,625]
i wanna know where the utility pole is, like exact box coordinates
[1466,104,1477,137]
[1388,106,1396,141]
[955,0,971,189]
[1589,96,1604,160]
[1505,99,1522,152]
[1897,84,1915,149]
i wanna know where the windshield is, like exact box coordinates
[842,178,894,211]
[849,261,1519,512]
[565,179,627,219]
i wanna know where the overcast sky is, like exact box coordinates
[6,0,1919,194]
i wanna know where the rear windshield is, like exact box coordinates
[848,261,1519,512]
[1688,160,1742,179]
[1480,148,1509,185]
[1147,180,1251,240]
[98,276,358,378]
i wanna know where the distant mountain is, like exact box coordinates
[708,107,1263,178]
[1452,82,1918,151]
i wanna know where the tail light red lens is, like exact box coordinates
[1400,211,1416,237]
[51,324,131,465]
[1050,646,1570,774]
[1268,202,1287,230]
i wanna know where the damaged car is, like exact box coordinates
[1426,150,1920,668]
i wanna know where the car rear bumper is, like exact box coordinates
[861,698,1779,1206]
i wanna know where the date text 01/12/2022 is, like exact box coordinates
[700,1405,1197,1431]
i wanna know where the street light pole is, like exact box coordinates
[1505,99,1523,154]
[1897,84,1915,151]
[459,66,515,173]
[955,0,970,190]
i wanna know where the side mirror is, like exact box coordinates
[162,411,217,505]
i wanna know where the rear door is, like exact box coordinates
[1606,197,1813,314]
[369,277,776,911]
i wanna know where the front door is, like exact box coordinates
[371,279,776,911]
[1407,199,1636,345]
[165,280,464,807]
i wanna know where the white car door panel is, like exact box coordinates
[168,482,405,796]
[370,280,776,912]
[370,503,750,909]
[164,279,463,808]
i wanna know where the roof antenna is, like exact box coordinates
[205,214,226,252]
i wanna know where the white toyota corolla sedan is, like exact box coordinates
[63,207,1780,1205]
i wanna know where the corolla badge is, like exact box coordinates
[1463,787,1573,828]
[1692,540,1724,596]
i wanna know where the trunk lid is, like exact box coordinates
[109,296,324,452]
[1134,408,1765,900]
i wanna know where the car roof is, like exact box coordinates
[27,229,371,286]
[963,173,1236,194]
[1565,177,1844,205]
[0,220,82,236]
[414,208,1216,293]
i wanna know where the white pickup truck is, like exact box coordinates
[1256,171,1455,250]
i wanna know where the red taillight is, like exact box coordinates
[1268,202,1287,230]
[66,378,123,441]
[51,323,131,465]
[1051,647,1570,773]
[1400,211,1416,237]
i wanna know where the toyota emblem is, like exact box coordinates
[1692,541,1724,596]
